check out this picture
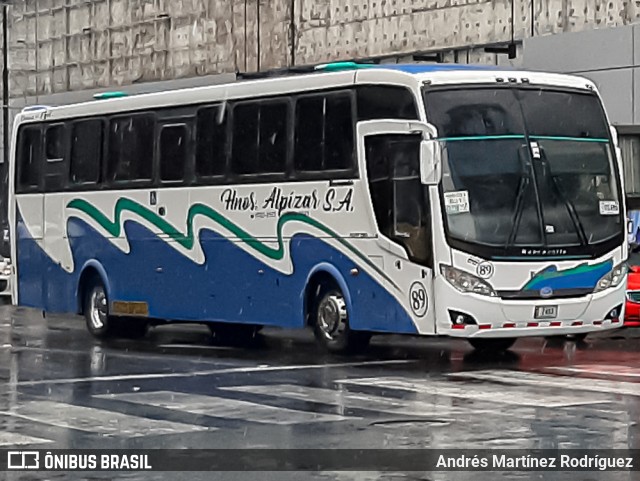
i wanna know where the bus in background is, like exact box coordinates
[9,63,627,353]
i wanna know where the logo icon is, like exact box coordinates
[7,451,39,470]
[540,286,553,298]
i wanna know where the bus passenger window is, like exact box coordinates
[231,103,259,175]
[107,115,154,183]
[196,105,227,178]
[294,92,354,173]
[259,101,288,174]
[45,125,65,162]
[160,124,188,182]
[232,101,288,176]
[17,126,42,191]
[70,119,102,185]
[325,94,354,170]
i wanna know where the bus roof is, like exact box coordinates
[16,63,596,123]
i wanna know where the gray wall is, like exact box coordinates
[523,25,640,126]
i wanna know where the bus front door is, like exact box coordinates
[358,121,436,335]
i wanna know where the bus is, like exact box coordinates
[9,63,628,353]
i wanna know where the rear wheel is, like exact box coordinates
[468,338,516,353]
[83,278,148,339]
[312,286,370,353]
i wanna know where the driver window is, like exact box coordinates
[365,134,432,267]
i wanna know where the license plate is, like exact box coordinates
[534,306,558,319]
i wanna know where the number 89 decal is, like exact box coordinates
[409,282,428,317]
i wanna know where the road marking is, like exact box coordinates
[11,360,412,387]
[449,370,640,397]
[544,365,640,377]
[0,401,207,436]
[96,391,349,424]
[0,430,53,446]
[224,384,473,417]
[338,377,610,408]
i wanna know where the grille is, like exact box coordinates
[628,291,640,303]
[498,288,593,300]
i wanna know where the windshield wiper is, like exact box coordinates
[507,146,533,248]
[538,149,589,245]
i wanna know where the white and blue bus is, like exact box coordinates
[9,63,628,352]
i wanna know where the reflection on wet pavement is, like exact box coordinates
[2,305,640,480]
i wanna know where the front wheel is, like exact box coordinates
[312,287,370,353]
[468,338,516,353]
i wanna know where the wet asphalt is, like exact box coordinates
[2,305,640,481]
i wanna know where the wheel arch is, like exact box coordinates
[303,263,353,327]
[76,260,110,315]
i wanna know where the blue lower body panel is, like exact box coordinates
[17,217,418,334]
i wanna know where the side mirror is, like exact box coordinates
[420,139,442,185]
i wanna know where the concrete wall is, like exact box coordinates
[12,0,640,102]
[523,24,640,126]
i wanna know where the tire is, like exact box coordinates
[83,278,115,339]
[311,286,371,353]
[468,338,516,353]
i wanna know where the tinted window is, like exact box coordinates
[425,88,524,137]
[107,115,155,183]
[231,103,259,175]
[357,86,419,120]
[294,92,354,173]
[519,89,609,138]
[70,119,102,185]
[259,102,288,174]
[231,101,289,176]
[196,105,227,178]
[45,125,65,161]
[160,125,188,182]
[18,126,42,191]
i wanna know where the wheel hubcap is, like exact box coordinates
[89,287,108,330]
[317,294,347,340]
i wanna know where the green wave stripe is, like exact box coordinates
[66,198,397,288]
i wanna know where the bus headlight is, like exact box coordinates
[594,262,627,293]
[440,265,497,297]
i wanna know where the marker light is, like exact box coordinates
[93,91,129,100]
[314,62,375,72]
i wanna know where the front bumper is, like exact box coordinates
[435,277,625,338]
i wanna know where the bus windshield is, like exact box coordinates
[424,86,624,259]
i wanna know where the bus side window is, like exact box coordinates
[17,126,43,193]
[160,124,189,182]
[356,86,419,121]
[231,100,288,177]
[294,92,354,175]
[70,119,102,185]
[45,124,65,163]
[43,124,68,192]
[107,114,155,184]
[195,105,227,179]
